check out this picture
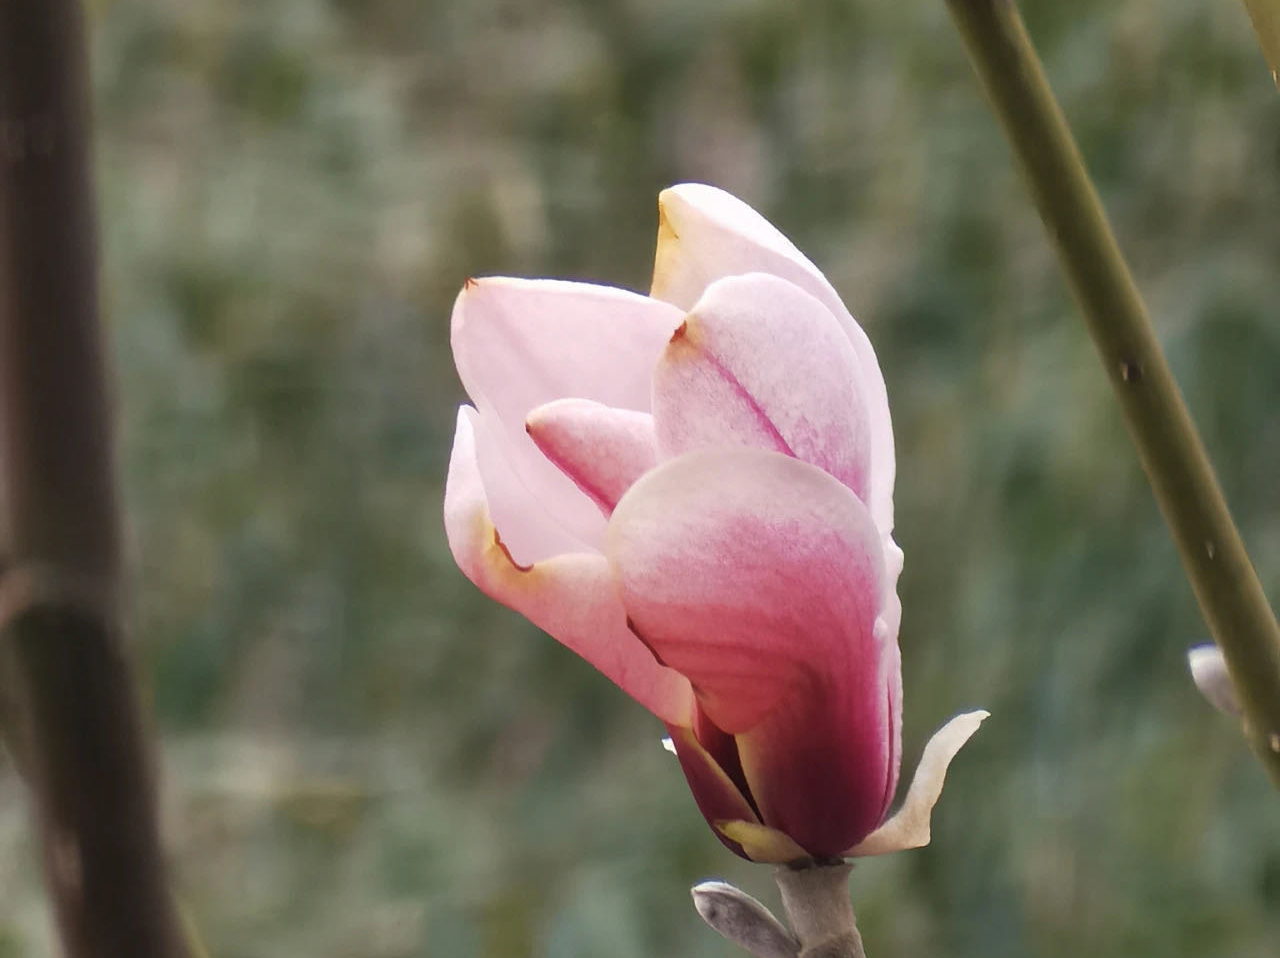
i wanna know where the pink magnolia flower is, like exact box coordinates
[444,184,986,863]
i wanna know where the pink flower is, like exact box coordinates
[444,184,986,862]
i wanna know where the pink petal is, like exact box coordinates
[460,404,581,568]
[650,184,896,538]
[844,710,988,857]
[652,273,872,502]
[651,185,819,313]
[525,399,659,516]
[462,406,584,565]
[883,540,904,636]
[444,406,694,725]
[452,278,684,549]
[606,448,894,857]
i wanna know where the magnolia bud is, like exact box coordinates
[1187,644,1241,717]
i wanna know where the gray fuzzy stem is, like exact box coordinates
[774,863,865,958]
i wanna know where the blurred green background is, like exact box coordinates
[2,0,1279,955]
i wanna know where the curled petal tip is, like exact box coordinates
[843,709,988,858]
[524,399,658,516]
[691,881,799,958]
[1187,644,1241,717]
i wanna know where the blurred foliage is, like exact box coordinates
[1,0,1279,955]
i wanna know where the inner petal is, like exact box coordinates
[649,184,896,539]
[694,704,759,819]
[466,406,585,565]
[452,278,683,550]
[652,273,872,502]
[526,399,659,516]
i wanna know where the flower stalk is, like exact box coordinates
[692,863,867,958]
[774,864,866,958]
[943,0,1280,787]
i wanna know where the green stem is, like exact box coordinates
[1240,0,1280,87]
[943,0,1280,787]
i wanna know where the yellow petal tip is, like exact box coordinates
[716,820,810,864]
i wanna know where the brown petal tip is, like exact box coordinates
[625,616,669,667]
[492,528,532,573]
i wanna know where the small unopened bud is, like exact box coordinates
[692,881,798,958]
[1187,645,1241,717]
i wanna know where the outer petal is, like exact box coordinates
[651,185,824,315]
[452,278,684,551]
[650,184,895,537]
[525,399,659,516]
[468,406,585,564]
[607,448,893,857]
[653,273,872,502]
[444,406,694,724]
[844,710,988,857]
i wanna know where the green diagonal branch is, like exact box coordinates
[1241,0,1280,86]
[943,0,1280,787]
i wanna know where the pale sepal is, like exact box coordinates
[843,710,989,857]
